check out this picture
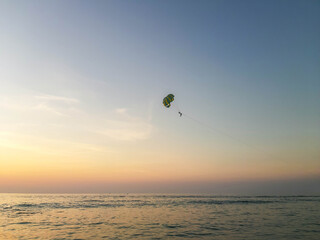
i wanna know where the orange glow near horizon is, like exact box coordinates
[1,134,319,192]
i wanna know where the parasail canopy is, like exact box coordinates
[163,94,174,108]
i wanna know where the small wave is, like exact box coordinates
[187,199,273,205]
[7,202,126,210]
[78,203,124,208]
[79,199,105,203]
[166,233,189,237]
[16,222,32,225]
[88,222,104,225]
[15,203,38,208]
[163,224,183,229]
[15,211,37,215]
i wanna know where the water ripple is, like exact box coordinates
[0,194,319,240]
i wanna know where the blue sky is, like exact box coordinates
[0,0,319,193]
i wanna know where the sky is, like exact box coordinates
[0,0,319,194]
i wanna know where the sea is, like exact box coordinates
[0,194,319,240]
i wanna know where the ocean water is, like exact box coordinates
[0,194,319,240]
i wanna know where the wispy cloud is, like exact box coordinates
[33,94,79,116]
[0,93,155,148]
[0,131,112,156]
[35,95,79,104]
[99,108,154,141]
[0,94,79,116]
[100,122,153,141]
[33,102,65,116]
[115,108,127,114]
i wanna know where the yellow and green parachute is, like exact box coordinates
[163,94,174,108]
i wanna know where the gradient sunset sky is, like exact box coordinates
[0,0,319,194]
